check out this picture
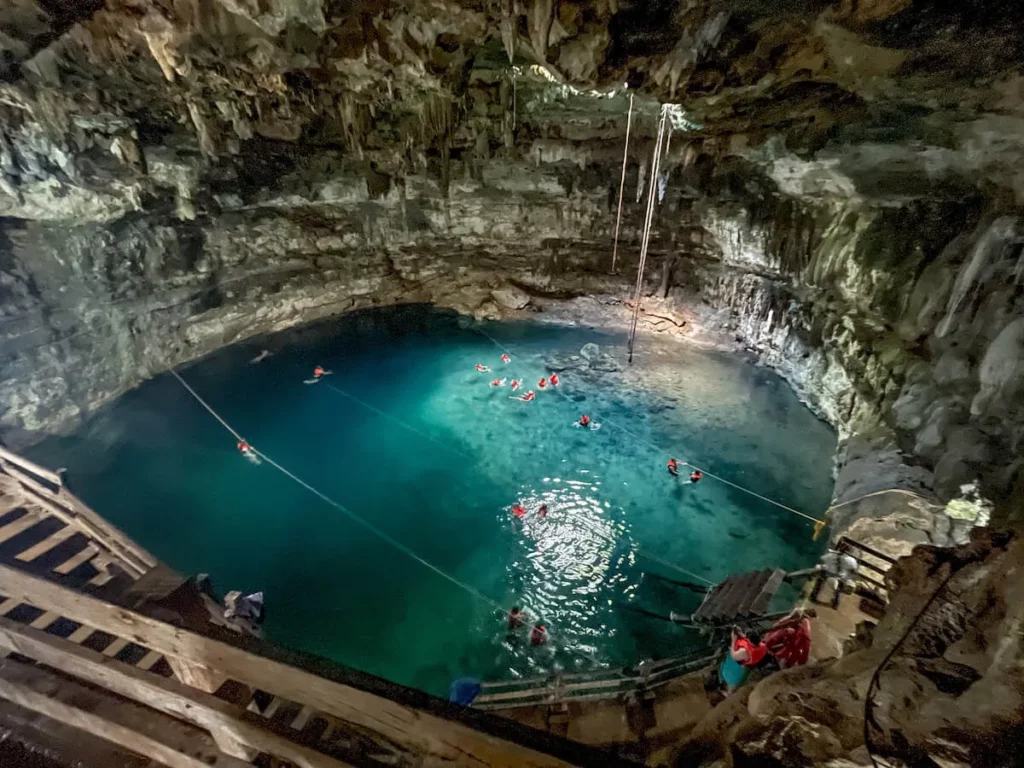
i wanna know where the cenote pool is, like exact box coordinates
[27,306,836,696]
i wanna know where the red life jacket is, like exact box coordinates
[538,378,547,388]
[549,373,559,386]
[690,471,703,482]
[580,415,590,426]
[530,625,547,645]
[314,367,324,376]
[733,636,768,668]
[512,505,526,518]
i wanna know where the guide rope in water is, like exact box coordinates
[470,325,827,535]
[319,375,717,589]
[168,369,501,610]
[170,368,615,672]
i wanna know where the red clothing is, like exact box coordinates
[764,617,811,668]
[501,354,511,364]
[314,366,324,376]
[690,470,703,483]
[522,391,535,402]
[476,364,487,372]
[538,378,547,389]
[549,373,559,386]
[237,441,250,453]
[511,380,520,391]
[667,459,678,475]
[511,505,526,518]
[579,415,590,426]
[732,636,768,668]
[530,625,547,645]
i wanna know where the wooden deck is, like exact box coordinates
[690,568,786,625]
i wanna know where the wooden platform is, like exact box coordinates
[690,568,786,625]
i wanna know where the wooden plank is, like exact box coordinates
[55,543,101,575]
[0,495,25,518]
[137,650,163,671]
[0,657,248,768]
[698,574,745,622]
[16,525,77,562]
[103,637,130,658]
[0,617,356,768]
[732,570,772,618]
[29,611,60,630]
[68,624,95,644]
[0,510,43,545]
[0,447,62,486]
[0,563,607,768]
[748,569,786,617]
[691,578,729,622]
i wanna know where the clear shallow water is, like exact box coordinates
[27,306,836,696]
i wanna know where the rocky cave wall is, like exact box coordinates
[2,0,1024,540]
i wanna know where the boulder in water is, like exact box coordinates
[580,342,601,360]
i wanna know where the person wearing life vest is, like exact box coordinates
[237,440,261,465]
[537,504,548,517]
[667,458,679,477]
[578,414,591,428]
[538,377,547,389]
[476,363,490,373]
[518,390,536,402]
[510,379,521,391]
[313,365,332,379]
[490,378,506,387]
[501,353,511,364]
[511,503,526,518]
[549,373,559,386]
[530,623,548,645]
[237,440,251,454]
[730,627,768,668]
[690,470,703,483]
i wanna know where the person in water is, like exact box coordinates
[489,378,507,387]
[510,379,521,391]
[530,623,548,646]
[577,414,591,428]
[508,606,525,630]
[237,440,261,465]
[537,504,548,517]
[517,390,536,402]
[511,503,526,518]
[538,377,547,389]
[501,354,511,364]
[667,458,679,476]
[476,363,490,373]
[690,470,703,483]
[549,372,559,386]
[313,365,332,379]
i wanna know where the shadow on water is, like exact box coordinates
[26,304,836,696]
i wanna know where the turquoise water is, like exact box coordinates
[27,306,835,695]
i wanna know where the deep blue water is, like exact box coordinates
[27,306,836,695]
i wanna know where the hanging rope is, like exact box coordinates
[628,108,669,364]
[471,324,826,531]
[610,93,634,275]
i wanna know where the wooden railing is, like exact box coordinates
[0,446,155,578]
[836,535,897,592]
[474,651,719,711]
[0,563,630,768]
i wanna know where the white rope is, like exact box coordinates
[610,93,633,275]
[471,325,824,527]
[628,108,668,364]
[169,369,502,610]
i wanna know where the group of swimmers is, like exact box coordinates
[507,606,548,646]
[667,457,703,484]
[477,354,561,403]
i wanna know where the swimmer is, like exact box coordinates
[538,377,547,389]
[236,440,261,465]
[577,414,591,428]
[314,365,332,378]
[690,470,703,484]
[508,606,525,630]
[530,623,548,646]
[511,503,526,518]
[476,364,490,373]
[501,353,511,364]
[537,504,548,518]
[510,379,521,391]
[667,458,679,477]
[549,373,559,386]
[249,349,271,365]
[514,390,536,402]
[489,378,507,387]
